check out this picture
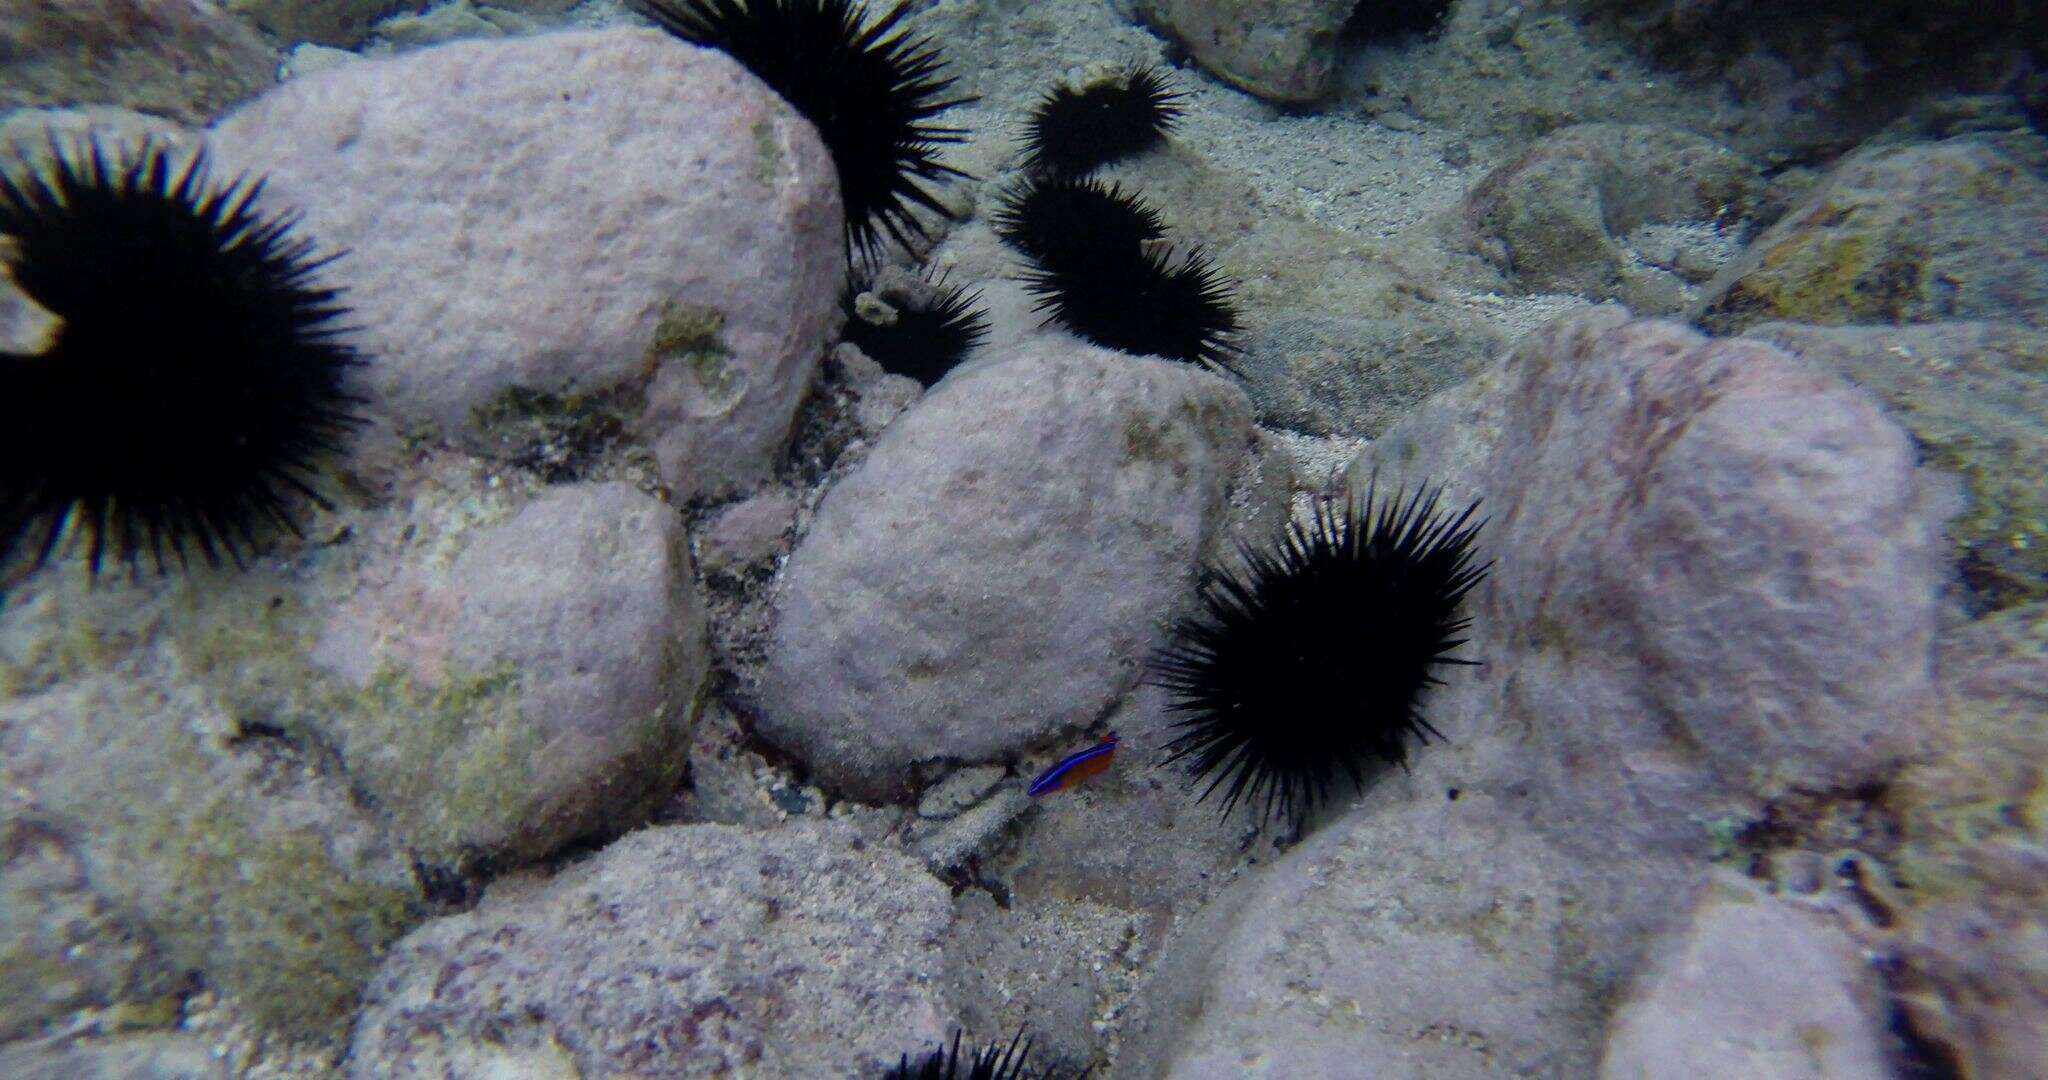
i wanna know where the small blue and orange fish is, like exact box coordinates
[1027,732,1120,797]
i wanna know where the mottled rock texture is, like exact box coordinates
[348,823,955,1078]
[1598,875,1891,1078]
[1695,134,2048,333]
[1236,312,1508,436]
[1462,122,1764,310]
[759,343,1259,800]
[0,1034,229,1079]
[1,590,423,1037]
[226,0,423,47]
[1350,309,1949,858]
[1749,320,2048,611]
[0,0,277,124]
[206,29,844,499]
[1885,603,2048,1076]
[1120,307,1954,1075]
[309,480,709,870]
[0,822,180,1041]
[1132,0,1355,104]
[1575,2,2046,155]
[1123,794,1604,1078]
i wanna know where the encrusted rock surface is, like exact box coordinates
[1883,603,2048,1076]
[0,599,423,1037]
[347,822,955,1078]
[0,0,277,125]
[1747,319,2048,612]
[1461,122,1765,310]
[308,479,709,869]
[1121,793,1606,1078]
[206,29,844,500]
[758,342,1261,800]
[226,0,424,48]
[1695,134,2048,333]
[1598,874,1892,1078]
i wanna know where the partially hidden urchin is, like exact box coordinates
[884,1030,1083,1080]
[992,175,1240,374]
[0,139,363,578]
[841,270,990,385]
[1149,480,1489,830]
[1021,64,1185,178]
[634,0,974,257]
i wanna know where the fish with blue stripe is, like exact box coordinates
[1027,732,1120,797]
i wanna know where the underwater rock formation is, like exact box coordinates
[0,0,276,124]
[207,28,845,500]
[348,822,955,1078]
[1696,132,2048,334]
[759,341,1268,801]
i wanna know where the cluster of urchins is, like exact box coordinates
[0,2,1481,1075]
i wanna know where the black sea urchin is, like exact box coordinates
[990,175,1164,268]
[884,1030,1083,1080]
[1022,243,1241,374]
[841,270,990,385]
[634,0,974,257]
[1021,65,1185,178]
[990,176,1238,372]
[0,139,362,578]
[1149,481,1487,829]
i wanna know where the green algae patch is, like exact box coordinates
[1747,322,2048,612]
[1889,605,2048,902]
[334,662,540,872]
[14,677,423,1041]
[752,118,784,187]
[646,302,745,417]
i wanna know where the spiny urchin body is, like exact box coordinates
[991,176,1239,373]
[0,139,363,578]
[1149,481,1488,829]
[841,270,990,385]
[634,0,973,257]
[1021,65,1185,178]
[991,175,1164,268]
[884,1030,1081,1080]
[1022,244,1240,375]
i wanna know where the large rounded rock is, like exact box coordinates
[1131,0,1355,104]
[1120,794,1607,1079]
[1347,309,1950,858]
[207,29,844,499]
[347,822,956,1078]
[309,479,710,870]
[759,344,1258,800]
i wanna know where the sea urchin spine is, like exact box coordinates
[1149,479,1488,829]
[1020,65,1185,178]
[841,269,990,385]
[884,1029,1083,1080]
[634,0,975,257]
[990,175,1240,373]
[0,138,363,578]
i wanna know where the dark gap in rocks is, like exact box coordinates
[1343,0,1453,43]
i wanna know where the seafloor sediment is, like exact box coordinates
[1,1,2043,1077]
